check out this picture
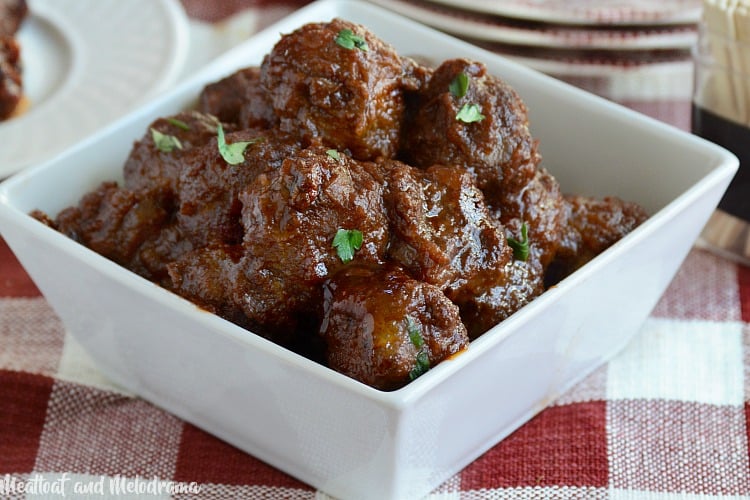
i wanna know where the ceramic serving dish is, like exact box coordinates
[0,1,737,499]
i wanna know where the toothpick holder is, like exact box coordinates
[693,5,750,264]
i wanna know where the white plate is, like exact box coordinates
[372,0,698,49]
[424,0,702,25]
[510,57,693,102]
[0,0,189,178]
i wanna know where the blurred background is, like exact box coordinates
[181,0,700,131]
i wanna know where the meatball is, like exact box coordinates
[260,18,429,160]
[493,166,567,269]
[135,223,194,284]
[545,195,649,285]
[459,258,545,339]
[401,58,538,200]
[52,182,170,279]
[166,243,321,347]
[198,67,277,129]
[320,264,469,390]
[123,111,223,196]
[166,245,251,327]
[399,58,566,269]
[176,128,301,247]
[383,161,511,299]
[0,0,27,37]
[0,36,22,120]
[235,147,390,337]
[382,160,552,338]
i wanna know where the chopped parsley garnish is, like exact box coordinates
[507,222,530,261]
[335,28,368,51]
[409,351,430,381]
[449,72,469,98]
[332,228,363,263]
[217,123,263,165]
[407,317,423,349]
[455,103,485,123]
[326,149,341,161]
[166,117,190,130]
[406,317,429,381]
[151,128,182,153]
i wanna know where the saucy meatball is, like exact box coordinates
[383,160,551,338]
[400,58,566,270]
[235,146,390,337]
[320,264,469,390]
[260,18,428,160]
[384,161,511,297]
[177,128,301,247]
[198,67,277,129]
[0,0,26,37]
[0,36,21,119]
[545,195,649,285]
[494,166,567,269]
[401,58,538,200]
[168,243,320,346]
[123,111,223,196]
[52,182,170,280]
[166,245,252,327]
[136,223,194,284]
[459,258,545,339]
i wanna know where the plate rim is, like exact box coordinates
[0,0,189,179]
[371,0,698,49]
[423,0,702,26]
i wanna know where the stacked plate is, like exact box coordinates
[369,0,701,129]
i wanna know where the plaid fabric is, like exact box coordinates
[3,239,749,499]
[1,1,742,499]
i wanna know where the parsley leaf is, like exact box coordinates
[335,28,368,51]
[455,103,485,123]
[449,72,469,98]
[406,317,430,381]
[407,317,424,349]
[166,117,190,131]
[217,124,262,165]
[507,222,530,261]
[151,128,182,153]
[332,228,363,263]
[409,351,430,381]
[326,149,341,161]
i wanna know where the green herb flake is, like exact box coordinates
[507,222,530,261]
[332,228,363,263]
[455,103,485,123]
[406,317,423,349]
[409,351,430,381]
[449,72,469,98]
[326,149,341,161]
[217,123,263,165]
[151,128,183,153]
[335,28,368,51]
[166,117,191,131]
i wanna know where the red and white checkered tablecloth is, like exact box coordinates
[3,1,748,499]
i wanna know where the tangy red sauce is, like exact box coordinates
[692,104,750,221]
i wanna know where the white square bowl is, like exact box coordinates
[0,1,737,499]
